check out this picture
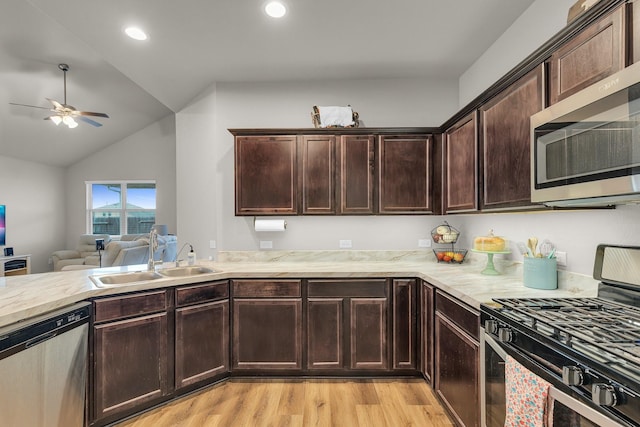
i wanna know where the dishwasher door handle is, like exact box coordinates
[25,331,58,349]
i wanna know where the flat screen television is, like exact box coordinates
[0,205,5,246]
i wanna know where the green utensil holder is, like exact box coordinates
[523,257,558,290]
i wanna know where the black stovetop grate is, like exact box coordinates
[491,297,640,375]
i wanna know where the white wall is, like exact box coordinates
[65,114,177,250]
[175,77,459,259]
[0,155,65,273]
[176,84,218,262]
[459,0,576,107]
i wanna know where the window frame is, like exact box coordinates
[86,180,157,236]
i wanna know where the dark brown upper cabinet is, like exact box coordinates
[231,128,434,216]
[443,112,478,213]
[633,0,640,64]
[548,4,627,105]
[234,135,298,215]
[479,65,545,210]
[337,134,376,214]
[378,135,433,214]
[300,135,336,214]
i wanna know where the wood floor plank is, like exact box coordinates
[277,380,305,416]
[114,378,453,427]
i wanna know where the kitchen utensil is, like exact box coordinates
[547,248,556,259]
[539,239,556,258]
[527,237,539,257]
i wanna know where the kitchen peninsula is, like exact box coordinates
[0,250,597,426]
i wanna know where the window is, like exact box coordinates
[87,181,156,236]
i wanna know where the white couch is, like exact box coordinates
[53,234,177,271]
[51,234,111,271]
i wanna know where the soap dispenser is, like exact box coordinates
[187,245,196,265]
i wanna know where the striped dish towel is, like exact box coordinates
[504,355,552,427]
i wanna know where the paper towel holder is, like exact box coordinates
[254,217,287,232]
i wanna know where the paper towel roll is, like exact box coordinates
[254,218,287,232]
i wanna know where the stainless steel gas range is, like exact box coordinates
[481,244,640,427]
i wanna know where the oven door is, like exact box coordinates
[480,332,625,427]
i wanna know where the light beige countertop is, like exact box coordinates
[0,250,598,328]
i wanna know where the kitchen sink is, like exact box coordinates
[158,266,215,277]
[90,271,163,287]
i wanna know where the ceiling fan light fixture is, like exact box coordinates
[125,26,148,41]
[265,1,286,18]
[50,116,62,126]
[62,116,78,129]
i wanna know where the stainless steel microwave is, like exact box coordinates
[531,60,640,207]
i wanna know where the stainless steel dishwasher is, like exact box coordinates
[0,302,91,427]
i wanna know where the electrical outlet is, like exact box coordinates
[339,240,352,249]
[555,251,567,266]
[209,240,216,249]
[259,240,273,249]
[418,239,431,248]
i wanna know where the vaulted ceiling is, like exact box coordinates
[1,0,535,167]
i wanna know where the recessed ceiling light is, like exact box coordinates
[125,26,148,41]
[265,1,286,18]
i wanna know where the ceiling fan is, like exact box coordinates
[9,63,109,128]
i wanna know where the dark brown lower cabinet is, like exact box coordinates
[392,279,417,370]
[175,300,229,389]
[232,279,303,371]
[175,281,230,390]
[350,298,388,370]
[307,298,344,369]
[91,290,171,425]
[434,291,480,427]
[306,279,389,371]
[420,281,434,382]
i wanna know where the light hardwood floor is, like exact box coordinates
[115,378,454,427]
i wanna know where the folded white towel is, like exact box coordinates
[318,106,354,127]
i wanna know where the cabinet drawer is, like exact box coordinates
[308,279,387,297]
[435,290,479,341]
[176,281,229,307]
[232,279,301,297]
[94,290,168,323]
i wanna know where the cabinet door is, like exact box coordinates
[633,1,640,64]
[233,298,302,370]
[434,292,480,427]
[235,135,297,215]
[337,135,375,214]
[549,5,626,105]
[480,65,544,209]
[420,281,434,382]
[392,279,416,370]
[350,298,388,370]
[307,298,344,370]
[300,135,335,214]
[175,300,229,389]
[378,135,432,213]
[444,112,478,212]
[93,312,169,422]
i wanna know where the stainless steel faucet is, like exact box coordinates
[147,228,161,271]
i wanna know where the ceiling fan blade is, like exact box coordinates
[46,98,64,110]
[78,116,103,127]
[77,111,109,118]
[9,102,51,110]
